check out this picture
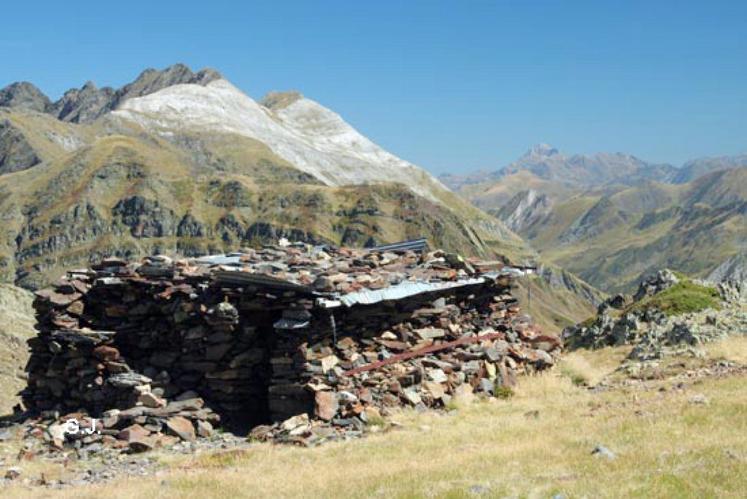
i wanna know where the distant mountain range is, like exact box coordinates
[442,144,747,292]
[0,63,534,290]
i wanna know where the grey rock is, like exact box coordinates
[0,82,51,112]
[45,63,223,123]
[0,118,40,174]
[4,466,22,480]
[468,484,490,495]
[591,445,616,460]
[108,373,152,389]
[634,269,679,301]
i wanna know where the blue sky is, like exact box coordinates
[2,1,745,174]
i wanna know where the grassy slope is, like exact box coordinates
[0,283,35,413]
[513,274,598,334]
[5,337,747,498]
[0,110,533,288]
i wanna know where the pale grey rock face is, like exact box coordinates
[496,189,553,232]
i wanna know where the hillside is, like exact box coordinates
[444,145,747,293]
[0,64,531,289]
[0,283,35,413]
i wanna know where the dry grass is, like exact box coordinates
[706,335,747,364]
[0,284,35,413]
[558,346,630,387]
[5,344,746,499]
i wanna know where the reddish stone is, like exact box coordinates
[166,416,196,442]
[93,345,120,362]
[314,391,339,421]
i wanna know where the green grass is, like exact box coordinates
[626,279,722,317]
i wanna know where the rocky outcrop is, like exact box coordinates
[1,64,222,124]
[496,189,552,232]
[112,196,178,238]
[0,119,40,174]
[563,269,745,357]
[633,269,679,301]
[0,82,51,113]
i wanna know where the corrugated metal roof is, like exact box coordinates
[330,277,487,307]
[369,238,428,253]
[194,254,245,266]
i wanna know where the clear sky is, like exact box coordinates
[2,0,745,174]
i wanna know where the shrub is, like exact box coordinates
[627,279,721,317]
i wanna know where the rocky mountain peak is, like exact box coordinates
[526,143,560,158]
[0,63,223,123]
[0,81,51,113]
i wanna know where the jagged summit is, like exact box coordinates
[0,63,222,123]
[0,81,51,113]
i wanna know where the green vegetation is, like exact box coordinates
[493,385,515,399]
[627,279,722,317]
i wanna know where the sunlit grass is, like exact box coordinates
[6,344,745,499]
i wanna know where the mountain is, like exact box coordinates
[445,145,747,293]
[673,154,747,183]
[442,143,678,190]
[0,64,531,289]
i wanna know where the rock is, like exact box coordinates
[0,427,17,441]
[117,424,150,442]
[196,420,214,438]
[414,327,446,340]
[128,436,157,453]
[423,381,445,400]
[138,392,167,408]
[47,423,68,448]
[426,368,448,383]
[93,345,120,361]
[634,269,679,301]
[165,416,196,442]
[314,391,339,421]
[689,394,709,405]
[468,484,490,495]
[591,445,617,460]
[4,466,22,480]
[108,372,152,389]
[280,414,311,436]
[320,355,339,374]
[477,378,494,395]
[402,389,422,405]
